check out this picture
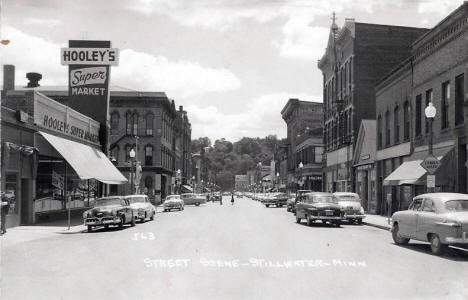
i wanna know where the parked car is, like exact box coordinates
[288,190,313,214]
[391,193,468,255]
[83,196,135,232]
[262,193,288,208]
[163,195,184,211]
[295,192,344,227]
[211,192,221,202]
[334,192,366,224]
[181,193,206,206]
[124,195,156,223]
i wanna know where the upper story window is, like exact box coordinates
[385,110,390,146]
[377,115,382,149]
[146,113,154,136]
[132,113,139,135]
[145,145,153,166]
[125,144,131,163]
[441,81,450,129]
[110,112,119,134]
[403,101,410,141]
[126,112,133,135]
[315,146,323,163]
[394,106,399,143]
[415,94,422,137]
[455,74,464,126]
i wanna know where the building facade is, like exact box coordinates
[281,99,323,192]
[318,17,428,193]
[376,3,468,215]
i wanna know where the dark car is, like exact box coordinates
[262,193,288,208]
[210,192,221,202]
[83,196,135,232]
[295,192,344,227]
[287,190,313,213]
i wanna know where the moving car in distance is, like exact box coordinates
[288,190,312,214]
[391,193,468,255]
[295,192,344,227]
[83,196,135,232]
[262,192,288,208]
[181,193,206,206]
[163,195,184,212]
[333,192,366,224]
[211,192,221,202]
[124,195,156,223]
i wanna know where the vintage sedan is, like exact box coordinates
[287,190,313,213]
[262,193,288,208]
[391,193,468,255]
[163,195,184,212]
[83,196,135,232]
[295,192,344,227]
[181,193,206,206]
[334,192,366,224]
[124,195,156,223]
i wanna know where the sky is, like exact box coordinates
[0,0,463,142]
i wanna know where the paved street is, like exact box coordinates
[2,196,467,300]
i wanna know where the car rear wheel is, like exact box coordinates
[266,204,270,208]
[195,203,200,206]
[430,234,447,255]
[392,224,409,245]
[334,220,341,227]
[296,216,301,223]
[356,219,362,225]
[306,215,313,226]
[87,225,93,232]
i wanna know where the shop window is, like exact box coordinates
[455,74,464,125]
[126,112,133,135]
[145,145,153,166]
[425,89,432,133]
[110,112,119,135]
[441,81,450,129]
[146,113,154,136]
[4,174,17,215]
[415,94,422,136]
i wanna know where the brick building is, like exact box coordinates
[318,16,428,193]
[376,3,468,215]
[281,98,323,192]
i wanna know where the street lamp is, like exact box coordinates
[129,148,136,194]
[425,102,437,193]
[298,162,304,192]
[276,172,280,191]
[192,175,195,192]
[176,169,181,194]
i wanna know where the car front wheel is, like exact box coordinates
[430,234,447,255]
[266,204,270,208]
[131,215,136,227]
[356,219,362,225]
[87,225,93,232]
[296,216,301,223]
[150,211,155,221]
[392,223,409,245]
[119,217,124,230]
[306,215,313,226]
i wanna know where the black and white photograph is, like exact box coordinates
[0,0,467,299]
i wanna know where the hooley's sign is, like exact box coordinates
[61,40,119,126]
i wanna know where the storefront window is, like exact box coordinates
[4,174,18,215]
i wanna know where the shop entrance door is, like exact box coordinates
[21,179,31,225]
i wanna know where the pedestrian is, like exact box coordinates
[1,195,10,235]
[231,193,234,205]
[220,194,223,205]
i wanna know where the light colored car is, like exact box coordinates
[163,195,184,212]
[333,192,366,224]
[391,193,468,255]
[124,195,156,223]
[181,193,206,206]
[83,196,135,232]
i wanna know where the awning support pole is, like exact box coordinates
[65,162,70,230]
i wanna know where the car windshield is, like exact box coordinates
[96,198,122,206]
[126,196,146,204]
[445,200,468,212]
[336,195,360,202]
[166,196,180,201]
[307,195,337,203]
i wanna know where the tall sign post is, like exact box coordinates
[61,41,119,200]
[422,102,438,193]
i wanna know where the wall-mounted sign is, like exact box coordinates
[61,40,118,131]
[34,92,100,144]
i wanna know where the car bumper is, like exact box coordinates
[263,201,286,205]
[344,214,366,219]
[309,216,343,220]
[164,206,181,209]
[445,232,468,245]
[84,216,121,226]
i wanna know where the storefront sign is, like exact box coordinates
[357,164,373,171]
[61,40,118,127]
[34,93,100,144]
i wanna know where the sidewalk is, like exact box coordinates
[363,214,392,231]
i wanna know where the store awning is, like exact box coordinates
[181,185,193,192]
[39,131,127,184]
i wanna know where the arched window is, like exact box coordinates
[146,113,154,136]
[126,112,133,135]
[145,145,153,166]
[132,113,139,135]
[110,112,119,134]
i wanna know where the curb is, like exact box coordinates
[362,221,391,231]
